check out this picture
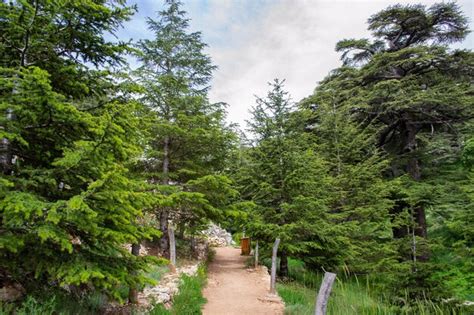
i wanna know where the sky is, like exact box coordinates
[118,0,474,128]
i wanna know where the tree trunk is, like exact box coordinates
[162,136,170,184]
[404,122,429,261]
[128,243,141,304]
[279,250,288,278]
[390,200,409,239]
[159,210,169,259]
[1,100,15,175]
[159,136,170,259]
[190,234,196,257]
[177,222,185,239]
[0,138,12,175]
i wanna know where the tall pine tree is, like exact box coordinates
[325,2,473,297]
[300,73,396,274]
[243,80,332,276]
[0,0,158,301]
[135,0,235,257]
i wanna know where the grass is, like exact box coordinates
[277,276,395,314]
[148,264,208,315]
[149,248,215,315]
[269,258,472,315]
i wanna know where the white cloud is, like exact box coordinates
[183,0,473,129]
[122,0,473,129]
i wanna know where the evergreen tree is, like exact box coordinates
[0,0,135,97]
[300,73,396,274]
[135,0,236,257]
[243,80,332,276]
[321,2,473,297]
[0,0,158,301]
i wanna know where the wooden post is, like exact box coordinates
[270,238,280,294]
[128,243,141,304]
[254,241,259,268]
[168,225,176,273]
[314,272,336,315]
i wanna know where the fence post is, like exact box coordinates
[128,243,141,303]
[255,241,259,268]
[314,272,336,315]
[168,225,176,272]
[270,238,280,294]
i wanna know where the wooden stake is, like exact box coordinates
[168,225,176,273]
[255,241,259,268]
[314,272,336,315]
[270,238,280,294]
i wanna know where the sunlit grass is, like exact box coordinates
[275,258,472,315]
[148,264,207,315]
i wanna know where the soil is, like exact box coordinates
[202,246,285,315]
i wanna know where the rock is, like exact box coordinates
[202,223,233,247]
[137,262,201,310]
[192,239,209,260]
[179,264,198,276]
[155,292,171,304]
[0,283,24,302]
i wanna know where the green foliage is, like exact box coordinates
[300,74,396,273]
[0,0,160,304]
[240,79,336,275]
[0,288,112,315]
[296,0,473,301]
[238,0,473,308]
[0,296,56,315]
[133,0,238,246]
[0,66,159,299]
[0,0,136,97]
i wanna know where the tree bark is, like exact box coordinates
[128,243,141,304]
[1,94,15,175]
[405,122,428,261]
[0,138,12,175]
[159,210,169,259]
[162,136,170,184]
[279,250,288,277]
[389,121,429,262]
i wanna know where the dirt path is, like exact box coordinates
[202,246,284,315]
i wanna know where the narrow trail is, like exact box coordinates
[202,246,284,315]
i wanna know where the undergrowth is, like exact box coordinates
[261,258,472,315]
